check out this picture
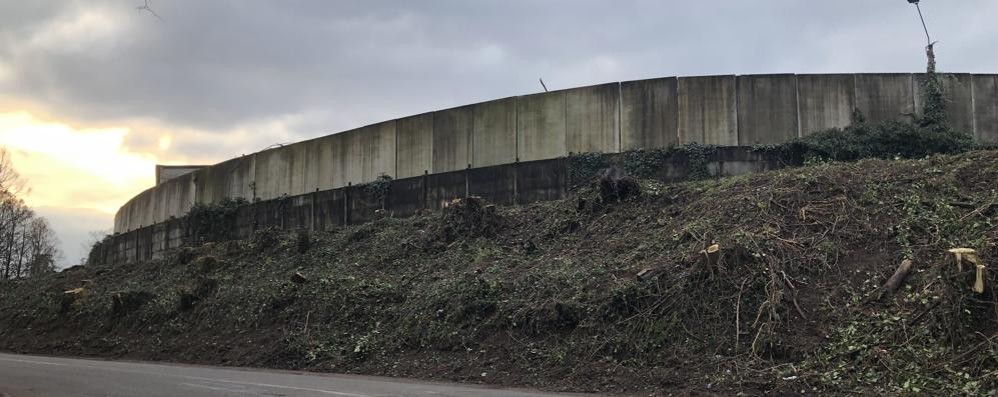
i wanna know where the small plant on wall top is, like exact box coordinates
[184,197,249,245]
[569,143,717,184]
[567,152,609,186]
[674,142,715,181]
[362,174,393,202]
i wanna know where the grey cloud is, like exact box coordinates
[1,0,997,157]
[5,0,997,266]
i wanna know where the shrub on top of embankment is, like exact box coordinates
[2,149,997,395]
[185,197,247,244]
[753,113,977,163]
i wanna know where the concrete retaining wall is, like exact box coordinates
[797,74,855,135]
[95,147,795,266]
[517,90,567,162]
[974,74,998,143]
[737,74,799,145]
[678,75,737,145]
[620,77,678,150]
[114,73,998,233]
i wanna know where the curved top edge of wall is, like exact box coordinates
[114,72,998,233]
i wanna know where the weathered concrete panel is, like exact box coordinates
[396,113,434,179]
[678,75,737,145]
[193,155,255,205]
[620,77,678,150]
[855,73,915,123]
[472,97,517,167]
[192,168,212,205]
[433,105,473,172]
[150,183,167,225]
[468,164,515,206]
[127,189,156,231]
[286,142,309,196]
[346,184,383,225]
[737,74,799,145]
[387,177,424,218]
[797,74,856,135]
[913,73,975,133]
[252,147,292,201]
[113,207,126,233]
[164,172,196,220]
[426,170,466,211]
[139,190,155,230]
[227,155,256,200]
[516,158,565,204]
[313,189,345,231]
[974,74,998,143]
[156,165,205,185]
[566,83,619,154]
[328,133,351,189]
[302,135,337,193]
[118,199,133,232]
[517,91,566,161]
[123,198,137,231]
[333,121,396,187]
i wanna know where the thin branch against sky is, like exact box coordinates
[136,0,164,22]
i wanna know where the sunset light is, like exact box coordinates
[0,111,156,213]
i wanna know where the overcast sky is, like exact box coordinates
[0,0,996,267]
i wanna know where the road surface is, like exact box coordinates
[0,353,592,397]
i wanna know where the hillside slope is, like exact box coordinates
[2,151,997,396]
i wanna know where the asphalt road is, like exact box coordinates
[0,353,592,397]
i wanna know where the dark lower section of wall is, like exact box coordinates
[89,147,794,266]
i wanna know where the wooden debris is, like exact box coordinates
[974,264,986,294]
[636,267,663,281]
[947,248,976,272]
[700,243,721,275]
[878,259,913,300]
[947,248,987,293]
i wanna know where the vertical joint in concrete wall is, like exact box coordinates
[794,74,803,138]
[310,190,317,231]
[344,182,351,226]
[970,75,978,137]
[422,170,428,210]
[617,82,623,152]
[513,158,520,205]
[514,97,520,164]
[852,74,860,116]
[733,76,740,145]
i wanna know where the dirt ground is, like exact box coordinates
[2,151,997,396]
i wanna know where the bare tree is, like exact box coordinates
[78,229,111,267]
[0,147,61,280]
[24,218,59,277]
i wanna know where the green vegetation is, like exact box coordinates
[360,174,393,202]
[184,197,248,244]
[2,150,997,395]
[753,116,976,163]
[568,142,717,186]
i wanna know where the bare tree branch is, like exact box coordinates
[136,0,164,22]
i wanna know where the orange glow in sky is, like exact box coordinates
[0,111,158,214]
